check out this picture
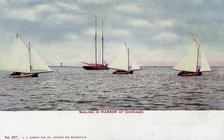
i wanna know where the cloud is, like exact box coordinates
[63,33,79,41]
[3,3,57,22]
[153,32,178,43]
[0,0,7,5]
[85,28,95,36]
[3,1,80,23]
[157,20,174,28]
[7,9,38,22]
[34,3,58,13]
[115,3,142,13]
[110,29,131,37]
[47,13,82,25]
[86,27,130,38]
[55,1,79,10]
[78,0,111,4]
[190,0,203,5]
[129,19,153,28]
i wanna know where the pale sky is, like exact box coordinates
[0,0,224,66]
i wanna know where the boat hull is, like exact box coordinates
[83,64,109,70]
[112,70,133,74]
[9,72,38,78]
[177,71,202,76]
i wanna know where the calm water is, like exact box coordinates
[0,67,224,110]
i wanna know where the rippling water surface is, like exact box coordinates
[0,66,224,110]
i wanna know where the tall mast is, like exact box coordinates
[28,42,32,73]
[102,21,104,65]
[194,38,200,71]
[16,33,32,73]
[95,15,97,66]
[197,44,200,71]
[128,48,130,72]
[124,42,129,71]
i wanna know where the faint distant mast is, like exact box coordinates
[95,15,97,66]
[102,20,104,65]
[60,62,63,67]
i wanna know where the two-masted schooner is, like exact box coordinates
[172,39,211,76]
[82,16,109,70]
[108,42,142,74]
[0,33,53,78]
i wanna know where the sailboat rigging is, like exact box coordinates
[82,15,109,70]
[0,33,53,78]
[108,42,142,74]
[172,39,211,76]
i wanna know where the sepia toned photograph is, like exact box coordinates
[0,0,224,139]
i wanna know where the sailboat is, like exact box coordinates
[108,42,142,74]
[172,39,211,76]
[82,15,109,70]
[0,33,53,78]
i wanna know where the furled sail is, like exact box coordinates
[200,50,211,72]
[172,43,198,72]
[108,45,128,71]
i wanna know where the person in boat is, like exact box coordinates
[11,72,21,75]
[117,70,126,72]
[179,71,185,75]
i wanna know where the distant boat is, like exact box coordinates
[82,15,109,70]
[172,39,211,76]
[0,33,53,78]
[108,42,142,74]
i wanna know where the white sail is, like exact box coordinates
[200,50,211,72]
[31,48,52,72]
[173,43,198,72]
[0,35,52,73]
[0,38,30,73]
[108,45,128,71]
[131,58,141,71]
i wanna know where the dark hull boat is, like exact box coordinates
[9,72,38,78]
[177,71,202,76]
[112,70,133,74]
[83,64,109,70]
[83,16,109,70]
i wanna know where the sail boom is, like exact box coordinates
[32,70,53,74]
[172,67,197,72]
[109,67,128,71]
[199,69,211,72]
[0,68,30,73]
